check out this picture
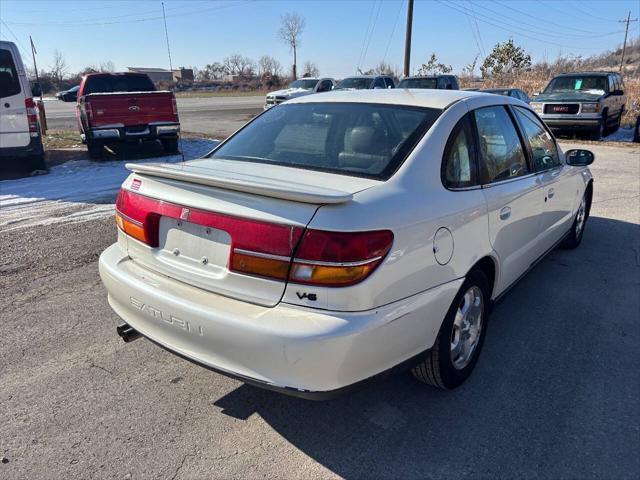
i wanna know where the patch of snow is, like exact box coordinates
[603,127,634,143]
[0,138,217,232]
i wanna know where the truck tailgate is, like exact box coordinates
[85,91,176,127]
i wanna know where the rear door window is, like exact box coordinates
[384,77,395,88]
[0,49,22,98]
[373,77,385,89]
[210,103,440,180]
[84,74,156,94]
[473,106,529,183]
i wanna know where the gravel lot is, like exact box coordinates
[0,142,638,479]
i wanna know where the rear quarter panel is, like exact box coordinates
[284,99,495,311]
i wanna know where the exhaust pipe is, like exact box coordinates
[116,323,142,343]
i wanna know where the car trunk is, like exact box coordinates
[85,91,176,128]
[118,159,380,307]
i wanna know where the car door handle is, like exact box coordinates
[547,188,555,199]
[499,206,511,220]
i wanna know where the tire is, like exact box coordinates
[412,270,490,389]
[633,115,640,143]
[590,113,606,140]
[87,140,103,159]
[27,154,47,172]
[561,188,591,249]
[161,138,179,154]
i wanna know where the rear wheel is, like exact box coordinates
[161,138,179,154]
[87,139,104,159]
[412,270,490,389]
[27,154,47,172]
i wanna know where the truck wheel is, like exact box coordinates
[411,270,490,389]
[561,188,592,250]
[161,138,179,154]
[590,114,606,140]
[87,140,103,159]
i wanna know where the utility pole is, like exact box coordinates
[162,2,173,73]
[403,0,414,77]
[29,36,42,102]
[618,11,638,72]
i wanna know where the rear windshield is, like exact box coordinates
[0,48,22,98]
[83,74,156,94]
[544,76,608,94]
[289,79,319,89]
[399,78,437,89]
[337,77,374,90]
[208,102,440,180]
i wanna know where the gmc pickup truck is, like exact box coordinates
[76,72,180,158]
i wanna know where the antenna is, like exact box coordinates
[162,2,173,72]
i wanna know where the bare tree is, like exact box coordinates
[278,12,305,79]
[223,54,256,78]
[49,49,68,85]
[258,55,283,78]
[99,60,115,72]
[302,61,319,78]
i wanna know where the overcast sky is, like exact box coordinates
[1,0,638,77]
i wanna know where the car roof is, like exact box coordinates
[556,71,613,77]
[402,75,452,79]
[287,88,489,109]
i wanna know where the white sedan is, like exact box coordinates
[99,89,594,398]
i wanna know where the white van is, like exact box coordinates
[0,40,45,171]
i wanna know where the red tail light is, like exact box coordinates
[171,96,178,118]
[85,101,93,122]
[116,188,393,287]
[25,97,39,137]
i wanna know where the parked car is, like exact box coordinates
[99,89,594,398]
[530,71,626,139]
[264,77,335,109]
[56,85,79,102]
[0,40,46,171]
[335,75,395,90]
[398,75,459,90]
[634,114,640,143]
[480,87,530,103]
[76,72,180,158]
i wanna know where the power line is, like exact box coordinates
[0,19,30,59]
[3,1,251,28]
[467,1,485,58]
[382,0,405,64]
[436,0,617,51]
[361,0,383,69]
[357,0,378,72]
[569,1,621,23]
[464,1,483,58]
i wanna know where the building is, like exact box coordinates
[127,67,173,83]
[127,67,194,84]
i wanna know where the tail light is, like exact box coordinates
[116,188,393,287]
[171,97,178,119]
[85,101,93,122]
[25,97,39,137]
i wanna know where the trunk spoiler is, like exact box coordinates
[125,162,354,204]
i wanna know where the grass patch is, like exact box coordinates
[43,130,83,150]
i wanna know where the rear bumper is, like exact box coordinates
[99,243,461,397]
[0,134,44,159]
[90,122,180,142]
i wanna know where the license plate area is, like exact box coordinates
[156,217,231,278]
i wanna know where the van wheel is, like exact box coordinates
[561,189,591,249]
[87,140,104,159]
[27,154,48,172]
[161,138,179,154]
[411,270,490,389]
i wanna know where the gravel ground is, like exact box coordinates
[0,142,638,479]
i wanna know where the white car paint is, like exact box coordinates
[0,41,32,149]
[264,78,335,109]
[99,89,593,396]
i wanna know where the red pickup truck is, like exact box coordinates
[76,72,180,158]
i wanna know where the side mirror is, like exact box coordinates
[565,149,594,166]
[532,91,540,97]
[31,82,42,97]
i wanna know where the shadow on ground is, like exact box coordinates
[210,216,640,479]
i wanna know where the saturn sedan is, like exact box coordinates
[99,89,594,399]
